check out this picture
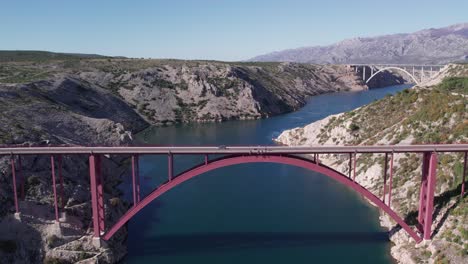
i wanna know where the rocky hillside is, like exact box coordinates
[251,23,468,64]
[0,75,148,262]
[0,54,388,126]
[275,64,468,263]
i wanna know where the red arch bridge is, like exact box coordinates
[3,144,468,246]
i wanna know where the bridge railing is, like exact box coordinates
[0,144,467,154]
[2,144,467,246]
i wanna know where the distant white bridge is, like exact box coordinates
[350,64,446,85]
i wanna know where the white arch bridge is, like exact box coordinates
[351,64,446,85]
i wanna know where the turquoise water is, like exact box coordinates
[122,85,411,263]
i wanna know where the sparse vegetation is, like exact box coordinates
[349,123,360,132]
[279,64,468,263]
[43,256,72,264]
[110,197,121,207]
[437,77,468,94]
[0,51,360,124]
[46,235,60,248]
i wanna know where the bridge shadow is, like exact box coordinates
[430,183,466,238]
[388,183,466,239]
[131,231,389,256]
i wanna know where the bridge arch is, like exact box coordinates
[366,67,419,85]
[103,154,422,242]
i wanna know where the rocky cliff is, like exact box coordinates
[275,64,468,263]
[1,56,375,125]
[0,75,149,263]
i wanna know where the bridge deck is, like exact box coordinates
[0,144,466,155]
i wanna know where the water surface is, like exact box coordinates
[123,85,411,263]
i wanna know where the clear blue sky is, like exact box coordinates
[1,0,467,61]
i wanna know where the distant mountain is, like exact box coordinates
[250,23,468,64]
[0,50,111,62]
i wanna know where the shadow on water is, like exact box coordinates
[131,231,389,256]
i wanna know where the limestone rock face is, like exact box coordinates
[77,61,370,124]
[1,57,412,127]
[0,76,146,262]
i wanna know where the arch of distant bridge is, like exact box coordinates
[366,66,420,85]
[102,154,422,242]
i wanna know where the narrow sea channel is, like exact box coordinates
[123,84,412,263]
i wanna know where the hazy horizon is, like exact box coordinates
[1,0,467,61]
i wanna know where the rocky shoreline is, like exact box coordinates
[274,64,468,264]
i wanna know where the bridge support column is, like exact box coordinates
[382,153,388,202]
[348,153,352,178]
[89,154,105,239]
[131,154,140,205]
[388,153,394,207]
[136,156,140,203]
[461,152,467,199]
[97,155,105,232]
[421,67,424,83]
[418,152,437,240]
[50,155,60,222]
[168,153,173,181]
[363,67,366,82]
[10,156,19,214]
[58,155,65,209]
[18,156,24,201]
[352,153,357,181]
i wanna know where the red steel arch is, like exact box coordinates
[103,154,422,242]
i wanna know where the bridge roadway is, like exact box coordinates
[3,143,467,245]
[1,144,467,155]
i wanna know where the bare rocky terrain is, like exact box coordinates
[275,64,468,263]
[0,72,148,262]
[0,57,379,126]
[251,23,468,64]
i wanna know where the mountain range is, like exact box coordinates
[249,23,468,64]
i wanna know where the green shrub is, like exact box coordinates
[438,77,468,94]
[110,197,121,207]
[349,123,360,132]
[27,175,41,186]
[46,235,60,248]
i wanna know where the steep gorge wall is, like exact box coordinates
[73,60,369,124]
[0,78,148,263]
[1,59,410,126]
